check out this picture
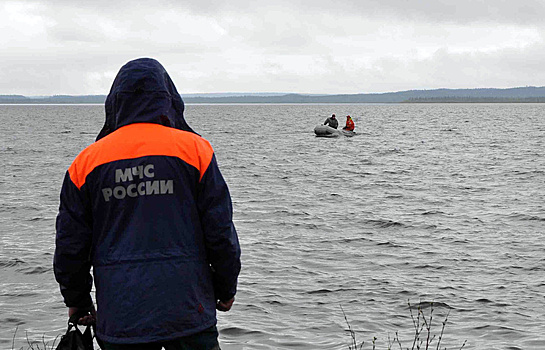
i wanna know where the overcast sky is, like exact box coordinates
[2,0,544,95]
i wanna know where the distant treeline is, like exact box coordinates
[0,95,106,104]
[2,86,545,104]
[183,87,545,103]
[404,96,545,103]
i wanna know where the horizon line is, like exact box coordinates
[2,85,545,98]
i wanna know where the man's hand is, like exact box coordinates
[68,306,96,325]
[216,297,235,312]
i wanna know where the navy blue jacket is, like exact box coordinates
[54,58,241,344]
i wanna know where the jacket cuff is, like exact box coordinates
[217,292,235,303]
[62,289,94,308]
[213,280,236,302]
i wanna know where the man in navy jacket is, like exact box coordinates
[54,58,241,349]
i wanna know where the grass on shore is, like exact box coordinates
[341,300,467,350]
[10,327,60,350]
[12,300,466,350]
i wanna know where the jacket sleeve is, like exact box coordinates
[53,171,94,308]
[197,155,241,302]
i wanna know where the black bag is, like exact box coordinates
[55,310,102,350]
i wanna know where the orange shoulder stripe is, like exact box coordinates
[68,123,214,189]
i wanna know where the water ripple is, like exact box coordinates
[2,104,545,349]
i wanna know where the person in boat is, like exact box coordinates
[343,115,355,131]
[323,114,339,129]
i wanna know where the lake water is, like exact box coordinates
[0,103,544,350]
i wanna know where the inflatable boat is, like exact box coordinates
[314,125,356,138]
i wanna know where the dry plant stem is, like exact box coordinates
[408,301,417,349]
[340,304,364,350]
[408,301,425,350]
[421,303,434,350]
[25,331,36,350]
[387,333,393,350]
[395,331,402,350]
[388,333,401,350]
[10,328,60,350]
[340,304,356,349]
[435,310,451,350]
[340,300,467,350]
[12,326,18,350]
[425,307,432,350]
[51,335,60,350]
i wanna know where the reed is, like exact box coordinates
[341,300,467,350]
[10,327,59,350]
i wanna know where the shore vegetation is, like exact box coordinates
[341,301,467,350]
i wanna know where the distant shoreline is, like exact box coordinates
[2,86,545,104]
[2,100,545,105]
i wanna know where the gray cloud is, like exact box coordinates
[181,0,545,26]
[1,0,543,94]
[27,0,545,25]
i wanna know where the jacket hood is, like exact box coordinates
[96,58,196,141]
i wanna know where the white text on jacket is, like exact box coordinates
[102,164,174,202]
